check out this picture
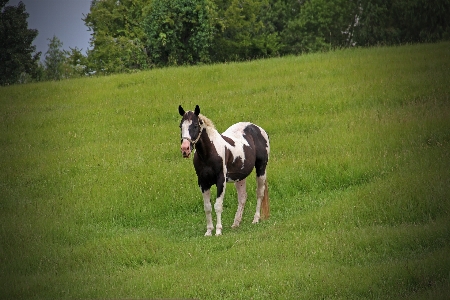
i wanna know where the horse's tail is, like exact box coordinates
[261,180,270,220]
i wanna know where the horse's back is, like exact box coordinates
[222,122,252,142]
[223,122,270,162]
[223,122,268,141]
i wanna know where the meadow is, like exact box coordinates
[1,42,449,299]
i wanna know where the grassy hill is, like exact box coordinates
[1,42,449,299]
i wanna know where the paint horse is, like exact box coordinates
[179,105,270,236]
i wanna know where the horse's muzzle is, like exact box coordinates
[181,139,191,158]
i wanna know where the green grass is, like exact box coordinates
[1,42,449,299]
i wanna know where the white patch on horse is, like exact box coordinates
[207,128,227,162]
[197,119,227,176]
[259,126,270,158]
[222,122,251,165]
[181,119,193,139]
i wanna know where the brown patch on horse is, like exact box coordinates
[221,135,235,146]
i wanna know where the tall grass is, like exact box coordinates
[1,42,449,299]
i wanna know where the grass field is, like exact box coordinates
[1,42,450,299]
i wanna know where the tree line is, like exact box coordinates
[1,0,449,85]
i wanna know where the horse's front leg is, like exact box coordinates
[201,189,214,236]
[214,174,226,236]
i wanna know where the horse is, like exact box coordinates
[178,105,270,236]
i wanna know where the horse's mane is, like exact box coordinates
[198,114,218,137]
[199,114,215,129]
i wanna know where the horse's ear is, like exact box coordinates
[194,105,200,116]
[178,105,185,116]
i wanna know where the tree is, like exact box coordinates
[83,0,151,74]
[211,0,280,62]
[0,0,41,85]
[281,0,358,54]
[85,31,149,74]
[144,0,217,66]
[353,0,450,46]
[44,35,66,80]
[77,0,450,74]
[259,0,301,55]
[64,47,88,78]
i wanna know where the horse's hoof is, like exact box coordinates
[215,230,222,236]
[205,231,212,236]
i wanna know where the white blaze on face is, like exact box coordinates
[181,119,192,140]
[181,119,193,157]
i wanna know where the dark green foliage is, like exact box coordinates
[266,0,450,53]
[7,0,449,79]
[353,0,450,46]
[259,0,300,55]
[79,0,450,71]
[144,0,216,66]
[0,0,40,85]
[281,0,358,54]
[211,0,280,62]
[64,47,88,78]
[83,0,151,74]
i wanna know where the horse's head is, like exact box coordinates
[178,105,203,158]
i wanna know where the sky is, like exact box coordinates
[8,0,92,59]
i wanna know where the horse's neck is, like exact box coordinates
[196,127,221,159]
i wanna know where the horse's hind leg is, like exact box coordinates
[253,174,266,223]
[232,179,247,228]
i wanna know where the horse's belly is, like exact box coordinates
[226,171,250,182]
[225,157,255,182]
